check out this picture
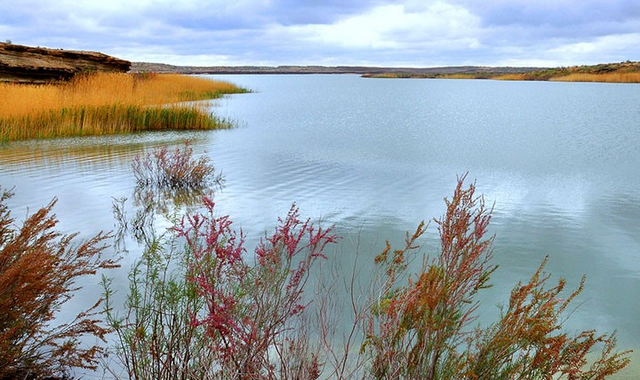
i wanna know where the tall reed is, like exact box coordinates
[550,72,640,83]
[492,73,530,81]
[0,72,246,141]
[494,71,640,83]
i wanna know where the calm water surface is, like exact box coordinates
[1,75,639,376]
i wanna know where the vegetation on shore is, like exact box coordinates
[362,72,502,80]
[494,61,640,82]
[0,72,247,142]
[365,61,640,83]
[0,188,118,380]
[103,170,631,380]
[0,142,633,379]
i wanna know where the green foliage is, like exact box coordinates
[103,173,631,380]
[104,198,337,380]
[103,230,214,380]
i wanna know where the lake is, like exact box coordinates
[1,74,639,377]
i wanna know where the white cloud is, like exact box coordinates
[544,33,640,64]
[65,13,107,34]
[1,0,638,66]
[123,50,235,66]
[549,33,640,55]
[276,1,481,51]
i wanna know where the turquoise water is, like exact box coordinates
[1,74,639,377]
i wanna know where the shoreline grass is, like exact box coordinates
[370,71,640,83]
[365,61,640,83]
[493,71,640,83]
[0,72,247,142]
[549,72,640,83]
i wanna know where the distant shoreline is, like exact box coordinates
[130,61,640,83]
[130,62,544,76]
[2,40,637,84]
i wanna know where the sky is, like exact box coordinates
[1,0,639,68]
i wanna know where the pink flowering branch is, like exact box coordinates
[175,200,338,379]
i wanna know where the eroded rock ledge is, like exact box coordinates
[0,43,130,84]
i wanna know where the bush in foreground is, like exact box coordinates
[0,188,118,379]
[103,175,631,380]
[104,199,337,380]
[362,177,630,379]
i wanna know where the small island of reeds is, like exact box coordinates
[0,72,248,142]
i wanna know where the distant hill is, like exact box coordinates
[130,62,546,76]
[492,61,640,82]
[4,42,636,84]
[130,61,640,83]
[360,61,640,83]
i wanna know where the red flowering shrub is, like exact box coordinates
[106,174,631,380]
[175,198,337,380]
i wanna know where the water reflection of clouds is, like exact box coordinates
[470,171,640,349]
[480,172,593,227]
[585,193,640,274]
[480,170,640,270]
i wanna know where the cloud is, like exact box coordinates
[452,0,640,27]
[545,33,640,63]
[270,0,391,25]
[1,0,638,66]
[271,1,482,65]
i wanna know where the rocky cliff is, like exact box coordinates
[0,43,131,83]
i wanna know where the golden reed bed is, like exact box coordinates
[494,72,640,83]
[0,72,246,142]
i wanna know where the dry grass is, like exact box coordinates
[492,73,529,81]
[550,72,640,83]
[0,72,246,141]
[494,69,640,83]
[439,73,475,79]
